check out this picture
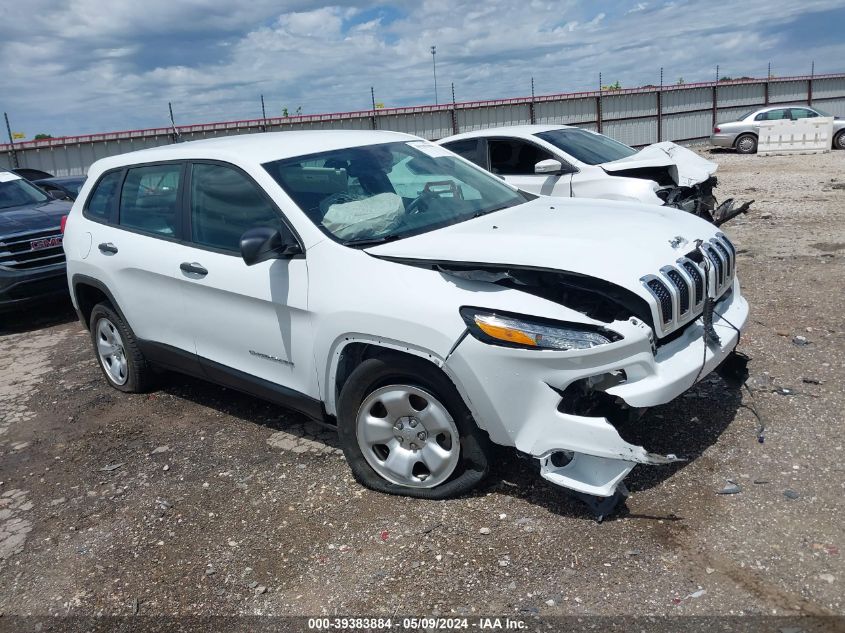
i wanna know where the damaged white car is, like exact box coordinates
[64,131,749,517]
[438,125,752,225]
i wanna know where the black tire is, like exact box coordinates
[834,130,845,150]
[89,302,154,393]
[735,133,757,154]
[337,353,491,499]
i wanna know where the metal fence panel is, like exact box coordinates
[814,76,845,99]
[457,103,532,132]
[717,82,765,107]
[662,110,712,141]
[769,80,809,103]
[603,117,657,147]
[602,92,657,119]
[663,87,711,114]
[377,111,453,139]
[816,97,845,117]
[535,97,597,125]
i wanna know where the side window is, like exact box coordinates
[190,163,282,252]
[442,140,482,166]
[759,109,788,121]
[488,140,554,175]
[86,171,123,220]
[119,164,181,237]
[790,108,818,120]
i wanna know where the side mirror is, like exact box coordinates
[240,226,302,266]
[47,188,70,200]
[535,159,564,175]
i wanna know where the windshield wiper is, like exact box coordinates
[471,204,511,219]
[344,234,404,248]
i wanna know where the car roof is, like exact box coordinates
[88,130,419,173]
[34,176,86,185]
[440,124,576,143]
[749,105,815,115]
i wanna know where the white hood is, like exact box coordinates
[601,141,718,187]
[366,197,721,303]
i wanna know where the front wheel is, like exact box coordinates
[834,130,845,150]
[735,133,757,154]
[337,354,490,499]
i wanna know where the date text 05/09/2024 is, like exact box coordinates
[307,617,527,630]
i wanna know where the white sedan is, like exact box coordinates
[438,124,750,225]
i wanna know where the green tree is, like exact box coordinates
[34,133,52,139]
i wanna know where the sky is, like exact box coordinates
[2,0,845,139]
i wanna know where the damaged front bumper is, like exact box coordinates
[444,282,749,498]
[660,176,753,226]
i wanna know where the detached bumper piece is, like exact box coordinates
[711,198,754,226]
[661,176,753,226]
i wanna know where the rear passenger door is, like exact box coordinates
[84,162,198,362]
[176,161,318,401]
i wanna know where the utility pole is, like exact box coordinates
[657,67,663,142]
[168,102,180,143]
[808,60,815,106]
[370,86,377,130]
[597,72,603,133]
[4,112,19,168]
[450,82,458,134]
[430,45,438,105]
[529,76,536,124]
[261,94,267,131]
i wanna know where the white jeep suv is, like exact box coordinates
[63,130,749,507]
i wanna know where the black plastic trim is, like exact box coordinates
[137,339,323,420]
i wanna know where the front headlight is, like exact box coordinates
[460,307,621,350]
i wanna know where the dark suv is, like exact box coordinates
[0,169,73,311]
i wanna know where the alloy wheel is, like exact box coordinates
[96,318,128,385]
[356,385,461,488]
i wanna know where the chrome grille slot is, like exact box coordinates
[681,259,704,305]
[646,278,672,324]
[704,245,724,287]
[641,234,737,339]
[0,228,65,271]
[665,268,690,315]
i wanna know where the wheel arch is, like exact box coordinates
[71,274,127,329]
[324,335,472,419]
[733,131,758,148]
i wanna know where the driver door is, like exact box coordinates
[176,161,318,402]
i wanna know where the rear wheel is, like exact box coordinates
[89,302,153,393]
[337,354,490,498]
[735,133,757,154]
[834,130,845,150]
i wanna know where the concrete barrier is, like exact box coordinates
[757,117,834,156]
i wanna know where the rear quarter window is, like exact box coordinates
[85,171,123,220]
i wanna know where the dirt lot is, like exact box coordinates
[1,149,843,625]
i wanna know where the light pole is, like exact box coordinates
[430,45,438,104]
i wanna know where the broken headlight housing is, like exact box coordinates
[460,307,621,351]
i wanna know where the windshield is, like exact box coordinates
[263,141,528,245]
[534,128,638,165]
[811,107,832,117]
[0,173,50,210]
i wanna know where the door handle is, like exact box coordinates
[98,242,118,254]
[180,262,208,276]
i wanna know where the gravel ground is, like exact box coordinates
[0,149,843,624]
